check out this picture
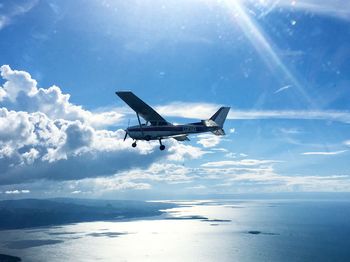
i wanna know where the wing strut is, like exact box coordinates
[136,112,144,136]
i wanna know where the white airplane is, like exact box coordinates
[116,91,230,150]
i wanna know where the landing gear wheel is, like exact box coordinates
[132,142,137,148]
[158,139,165,151]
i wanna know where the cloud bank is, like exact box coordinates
[0,65,204,186]
[1,65,349,195]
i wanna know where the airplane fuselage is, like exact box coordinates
[127,123,217,140]
[116,91,230,150]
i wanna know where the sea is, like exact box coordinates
[0,199,350,262]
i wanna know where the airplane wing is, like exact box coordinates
[116,91,169,125]
[172,134,190,141]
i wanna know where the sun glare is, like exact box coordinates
[220,0,315,108]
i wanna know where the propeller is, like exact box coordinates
[123,119,130,141]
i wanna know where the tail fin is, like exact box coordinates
[209,107,230,128]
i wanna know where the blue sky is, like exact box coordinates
[0,0,350,199]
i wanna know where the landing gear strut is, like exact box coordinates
[132,141,137,148]
[159,139,165,151]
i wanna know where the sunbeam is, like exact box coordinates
[223,0,316,108]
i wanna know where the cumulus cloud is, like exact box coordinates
[196,134,222,148]
[3,65,348,194]
[0,65,123,128]
[0,109,163,185]
[167,140,208,161]
[0,65,206,186]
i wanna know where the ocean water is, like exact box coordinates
[0,200,350,262]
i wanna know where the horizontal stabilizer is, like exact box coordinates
[172,135,190,141]
[211,128,225,136]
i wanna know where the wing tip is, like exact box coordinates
[116,90,132,94]
[115,91,134,98]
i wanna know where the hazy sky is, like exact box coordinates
[1,0,350,199]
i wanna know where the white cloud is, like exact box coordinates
[275,0,350,21]
[3,155,350,195]
[225,152,237,158]
[196,134,221,148]
[154,101,350,124]
[274,85,292,94]
[0,108,37,147]
[197,158,350,193]
[344,140,350,147]
[167,140,208,161]
[5,189,30,194]
[0,65,207,186]
[42,121,94,162]
[201,159,281,167]
[0,107,166,184]
[248,0,350,21]
[119,163,195,184]
[0,65,123,128]
[0,1,38,30]
[156,102,218,120]
[1,65,349,194]
[302,150,347,156]
[211,148,229,153]
[22,148,40,165]
[222,172,350,192]
[279,127,302,135]
[52,162,196,194]
[229,110,350,123]
[185,185,207,190]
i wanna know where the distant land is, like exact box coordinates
[0,198,176,230]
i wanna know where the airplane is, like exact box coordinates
[116,91,230,151]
